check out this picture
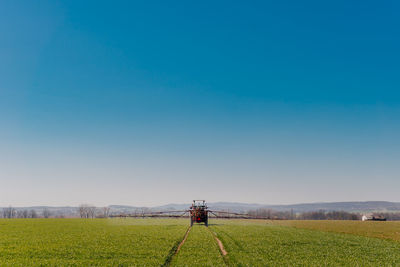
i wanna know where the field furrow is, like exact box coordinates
[171,225,226,266]
[162,226,191,266]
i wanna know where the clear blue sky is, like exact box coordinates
[1,1,399,206]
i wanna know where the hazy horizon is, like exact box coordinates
[1,1,399,207]
[2,200,400,209]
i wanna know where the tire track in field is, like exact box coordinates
[161,226,191,267]
[176,226,191,254]
[207,227,229,265]
[214,228,244,251]
[215,236,228,256]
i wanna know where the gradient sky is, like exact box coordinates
[1,1,400,206]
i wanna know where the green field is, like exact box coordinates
[172,225,225,266]
[0,219,188,266]
[0,218,400,266]
[270,219,400,242]
[210,220,400,266]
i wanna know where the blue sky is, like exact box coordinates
[1,1,399,206]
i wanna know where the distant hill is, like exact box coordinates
[262,201,400,213]
[2,201,400,217]
[151,201,400,213]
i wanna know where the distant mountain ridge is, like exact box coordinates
[152,201,400,213]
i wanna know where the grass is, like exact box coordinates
[171,224,226,266]
[1,218,400,266]
[0,218,187,266]
[270,219,400,242]
[210,220,400,266]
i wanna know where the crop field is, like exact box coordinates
[0,218,188,266]
[270,219,400,242]
[210,220,400,266]
[0,218,400,266]
[172,224,225,266]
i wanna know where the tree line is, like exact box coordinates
[2,207,45,219]
[246,208,400,220]
[1,205,110,219]
[3,205,400,220]
[247,208,361,220]
[78,204,110,218]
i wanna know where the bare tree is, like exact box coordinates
[79,204,96,218]
[30,209,38,218]
[16,210,23,218]
[16,209,29,218]
[43,208,51,218]
[79,204,88,218]
[88,206,96,219]
[23,209,29,218]
[102,207,110,218]
[3,207,15,218]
